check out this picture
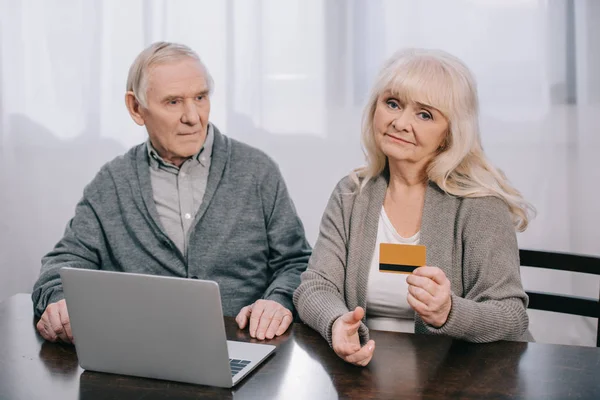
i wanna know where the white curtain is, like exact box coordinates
[1,0,598,346]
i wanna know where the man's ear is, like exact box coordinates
[125,91,146,126]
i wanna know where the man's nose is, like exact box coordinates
[181,100,200,125]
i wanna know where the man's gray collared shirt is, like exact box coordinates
[147,125,214,255]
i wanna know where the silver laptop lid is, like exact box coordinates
[60,268,233,387]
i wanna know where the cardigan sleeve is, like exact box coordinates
[258,161,312,314]
[31,182,106,318]
[420,196,530,342]
[293,177,369,346]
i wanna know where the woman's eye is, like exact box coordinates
[386,99,400,109]
[418,111,433,120]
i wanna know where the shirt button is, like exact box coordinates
[200,157,206,163]
[180,172,186,178]
[184,213,192,220]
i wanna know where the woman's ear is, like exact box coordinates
[438,135,448,151]
[125,91,145,126]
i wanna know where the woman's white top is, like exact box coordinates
[365,206,419,333]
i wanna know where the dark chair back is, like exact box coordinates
[519,249,600,347]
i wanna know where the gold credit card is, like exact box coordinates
[379,243,426,274]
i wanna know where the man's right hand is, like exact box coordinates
[36,299,73,344]
[331,306,375,366]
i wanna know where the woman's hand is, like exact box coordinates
[406,266,452,328]
[331,307,375,366]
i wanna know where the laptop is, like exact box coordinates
[59,267,276,388]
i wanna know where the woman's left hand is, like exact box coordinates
[406,266,452,328]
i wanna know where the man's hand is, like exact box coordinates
[331,307,375,366]
[36,299,73,343]
[235,299,293,340]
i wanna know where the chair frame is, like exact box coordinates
[520,249,600,347]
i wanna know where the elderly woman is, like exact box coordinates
[293,49,534,366]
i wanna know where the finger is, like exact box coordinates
[352,306,365,321]
[265,309,286,339]
[42,320,58,342]
[340,307,364,325]
[406,274,439,297]
[275,313,293,336]
[344,340,375,365]
[38,314,56,341]
[334,340,362,357]
[331,313,362,354]
[47,307,69,342]
[407,292,428,315]
[40,326,54,342]
[357,340,376,366]
[333,313,362,339]
[249,302,266,338]
[344,319,362,338]
[255,305,277,340]
[36,318,45,335]
[407,283,434,306]
[58,303,73,343]
[357,352,375,367]
[413,266,448,286]
[264,316,280,340]
[36,319,53,341]
[266,307,292,339]
[236,306,252,329]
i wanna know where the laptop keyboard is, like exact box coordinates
[229,358,251,376]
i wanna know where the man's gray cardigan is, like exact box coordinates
[32,126,311,317]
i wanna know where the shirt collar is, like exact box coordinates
[147,124,214,171]
[198,123,214,167]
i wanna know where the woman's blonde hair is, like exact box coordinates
[354,48,534,231]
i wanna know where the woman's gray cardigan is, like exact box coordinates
[293,174,531,346]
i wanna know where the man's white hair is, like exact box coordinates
[126,41,214,107]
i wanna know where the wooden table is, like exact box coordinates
[1,294,599,399]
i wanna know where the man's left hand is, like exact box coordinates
[235,300,293,340]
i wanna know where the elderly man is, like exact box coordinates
[32,42,311,344]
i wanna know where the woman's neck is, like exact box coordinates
[387,160,428,191]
